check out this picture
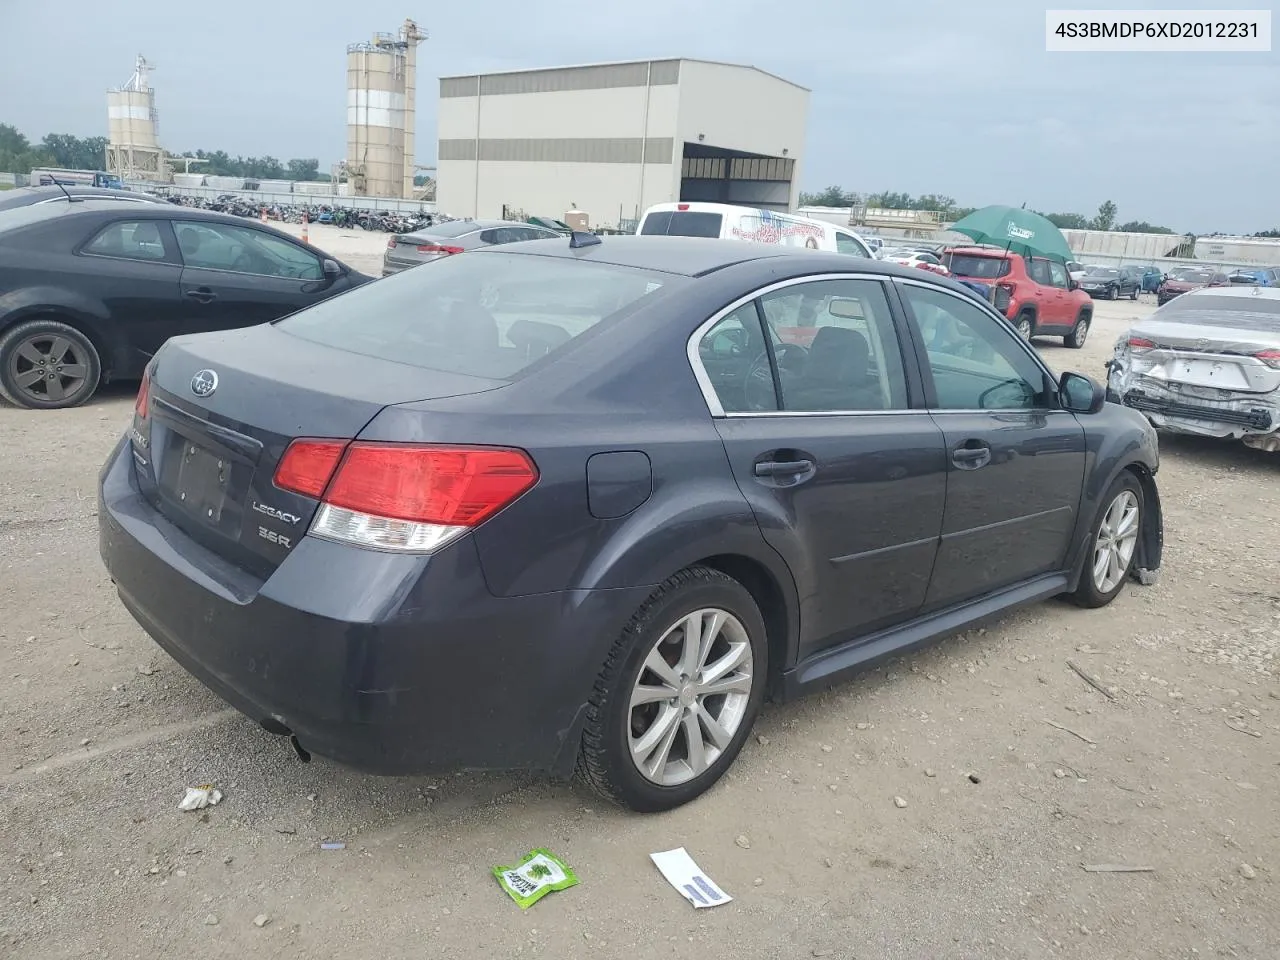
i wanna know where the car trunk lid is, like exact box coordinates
[131,323,505,577]
[1127,319,1280,394]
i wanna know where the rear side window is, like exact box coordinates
[945,255,1010,280]
[83,220,170,262]
[640,210,723,238]
[277,251,673,380]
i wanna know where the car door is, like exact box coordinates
[77,217,186,358]
[896,279,1086,608]
[1040,259,1072,325]
[173,219,343,334]
[1026,257,1055,322]
[696,275,948,656]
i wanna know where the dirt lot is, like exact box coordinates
[1,252,1277,959]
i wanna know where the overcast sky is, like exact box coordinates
[2,0,1276,232]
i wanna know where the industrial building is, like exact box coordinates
[105,56,167,182]
[346,19,427,199]
[435,58,809,227]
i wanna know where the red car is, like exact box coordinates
[1156,266,1230,306]
[943,247,1094,348]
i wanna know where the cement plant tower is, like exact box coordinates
[345,19,427,199]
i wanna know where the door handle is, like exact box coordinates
[185,288,217,303]
[753,459,816,487]
[951,442,991,470]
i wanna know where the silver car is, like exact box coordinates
[382,219,561,276]
[1107,285,1280,452]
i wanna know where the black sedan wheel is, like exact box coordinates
[0,319,102,409]
[1108,285,1119,300]
[577,566,767,812]
[1068,472,1143,608]
[1130,284,1139,301]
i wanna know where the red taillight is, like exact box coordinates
[325,444,537,525]
[273,441,538,554]
[135,366,152,419]
[386,237,397,249]
[274,439,348,498]
[415,243,464,255]
[1127,336,1156,349]
[1256,349,1280,369]
[676,203,689,211]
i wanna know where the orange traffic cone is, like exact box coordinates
[301,212,309,245]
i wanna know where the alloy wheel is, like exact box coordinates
[1016,317,1032,340]
[627,608,754,786]
[1092,490,1140,593]
[1074,319,1089,346]
[7,334,91,405]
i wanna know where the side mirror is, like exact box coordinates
[1067,277,1078,290]
[1059,371,1105,414]
[322,258,342,278]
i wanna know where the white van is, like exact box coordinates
[637,202,874,258]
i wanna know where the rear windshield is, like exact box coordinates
[640,210,723,238]
[406,220,482,239]
[945,254,1010,280]
[1158,294,1280,331]
[276,251,674,380]
[1087,266,1120,278]
[1171,268,1214,282]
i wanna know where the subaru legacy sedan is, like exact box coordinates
[99,235,1164,813]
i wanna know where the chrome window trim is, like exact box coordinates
[687,271,906,418]
[687,272,1065,419]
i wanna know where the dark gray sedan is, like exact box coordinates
[100,235,1164,813]
[382,218,561,275]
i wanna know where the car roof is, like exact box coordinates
[943,246,1014,259]
[1181,285,1280,304]
[486,234,983,287]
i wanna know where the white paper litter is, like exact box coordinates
[649,847,732,909]
[178,785,223,811]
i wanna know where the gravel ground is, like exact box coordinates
[1,245,1277,960]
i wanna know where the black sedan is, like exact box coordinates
[0,200,369,408]
[99,236,1164,812]
[382,218,561,276]
[1079,265,1141,300]
[0,184,166,211]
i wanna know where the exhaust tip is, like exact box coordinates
[290,735,312,763]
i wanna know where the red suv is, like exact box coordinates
[943,247,1094,348]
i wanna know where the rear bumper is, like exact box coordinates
[1118,386,1277,439]
[97,435,650,776]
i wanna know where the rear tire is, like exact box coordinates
[1068,472,1143,609]
[1014,312,1034,341]
[0,318,102,410]
[1064,313,1090,349]
[576,566,768,813]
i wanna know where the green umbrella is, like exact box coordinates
[948,206,1073,263]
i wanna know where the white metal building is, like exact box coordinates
[435,59,809,227]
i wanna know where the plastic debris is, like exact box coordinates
[650,847,732,909]
[178,785,223,811]
[319,842,346,851]
[492,849,578,909]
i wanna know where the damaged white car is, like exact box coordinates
[1107,286,1280,452]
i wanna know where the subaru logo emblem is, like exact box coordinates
[190,369,219,398]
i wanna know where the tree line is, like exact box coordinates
[797,185,1194,235]
[0,125,324,182]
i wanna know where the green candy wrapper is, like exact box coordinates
[492,848,579,909]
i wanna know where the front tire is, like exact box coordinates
[0,319,102,410]
[577,566,768,812]
[1130,284,1139,301]
[1065,313,1090,349]
[1108,285,1119,300]
[1068,473,1143,609]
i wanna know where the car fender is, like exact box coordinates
[1065,407,1163,590]
[0,284,110,328]
[572,481,802,665]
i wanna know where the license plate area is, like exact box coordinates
[1159,357,1249,390]
[157,436,243,533]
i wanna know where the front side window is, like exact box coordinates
[757,279,909,412]
[175,220,323,280]
[1047,261,1069,288]
[83,220,170,262]
[900,283,1050,411]
[835,232,869,256]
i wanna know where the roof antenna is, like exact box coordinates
[569,230,601,249]
[51,177,81,203]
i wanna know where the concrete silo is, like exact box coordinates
[106,55,168,182]
[346,19,427,199]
